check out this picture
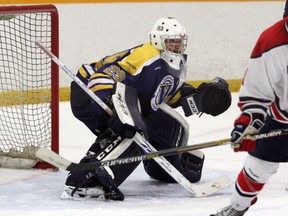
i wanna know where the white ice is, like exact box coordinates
[0,93,287,216]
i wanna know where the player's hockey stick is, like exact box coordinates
[35,41,232,197]
[36,127,288,171]
[37,138,230,171]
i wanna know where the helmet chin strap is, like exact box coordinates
[160,51,187,78]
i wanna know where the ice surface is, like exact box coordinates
[0,93,287,216]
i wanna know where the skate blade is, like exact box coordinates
[60,187,106,201]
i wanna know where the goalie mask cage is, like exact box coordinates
[0,5,59,169]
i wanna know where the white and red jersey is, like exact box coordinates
[238,17,288,124]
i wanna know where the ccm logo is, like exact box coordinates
[187,97,199,114]
[96,136,121,160]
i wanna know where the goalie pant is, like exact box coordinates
[64,82,205,200]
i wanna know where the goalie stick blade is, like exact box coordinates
[191,175,233,198]
[35,148,72,170]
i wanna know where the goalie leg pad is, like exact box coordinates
[143,107,205,183]
[145,105,186,149]
[64,141,125,200]
[64,130,142,200]
[179,150,205,183]
[143,150,205,183]
[143,107,184,183]
[144,146,181,182]
[105,141,142,186]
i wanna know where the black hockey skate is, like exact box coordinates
[61,184,106,201]
[62,166,124,201]
[62,129,125,201]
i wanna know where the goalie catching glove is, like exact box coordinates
[181,77,231,117]
[231,112,265,152]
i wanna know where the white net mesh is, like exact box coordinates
[0,7,57,168]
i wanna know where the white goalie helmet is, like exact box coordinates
[150,17,188,78]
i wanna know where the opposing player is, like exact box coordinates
[283,0,288,18]
[210,14,288,216]
[62,17,231,201]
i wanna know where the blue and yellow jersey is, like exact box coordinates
[76,42,186,118]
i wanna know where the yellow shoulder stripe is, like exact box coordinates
[90,84,114,93]
[78,66,89,78]
[167,91,181,106]
[103,50,130,65]
[90,73,111,79]
[118,42,159,75]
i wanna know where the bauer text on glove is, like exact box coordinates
[231,112,265,152]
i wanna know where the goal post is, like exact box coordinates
[0,5,59,169]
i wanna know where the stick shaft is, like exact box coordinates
[36,41,113,115]
[67,138,231,171]
[68,128,288,171]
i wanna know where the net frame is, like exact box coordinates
[0,5,59,169]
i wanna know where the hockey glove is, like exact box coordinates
[181,77,231,117]
[231,112,265,152]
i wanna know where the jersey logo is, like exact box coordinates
[151,75,174,110]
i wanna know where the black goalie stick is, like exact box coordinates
[36,137,230,172]
[36,127,288,172]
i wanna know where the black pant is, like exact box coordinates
[250,115,288,162]
[70,81,109,135]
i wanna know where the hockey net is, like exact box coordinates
[0,5,59,169]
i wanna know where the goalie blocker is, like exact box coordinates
[64,82,205,200]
